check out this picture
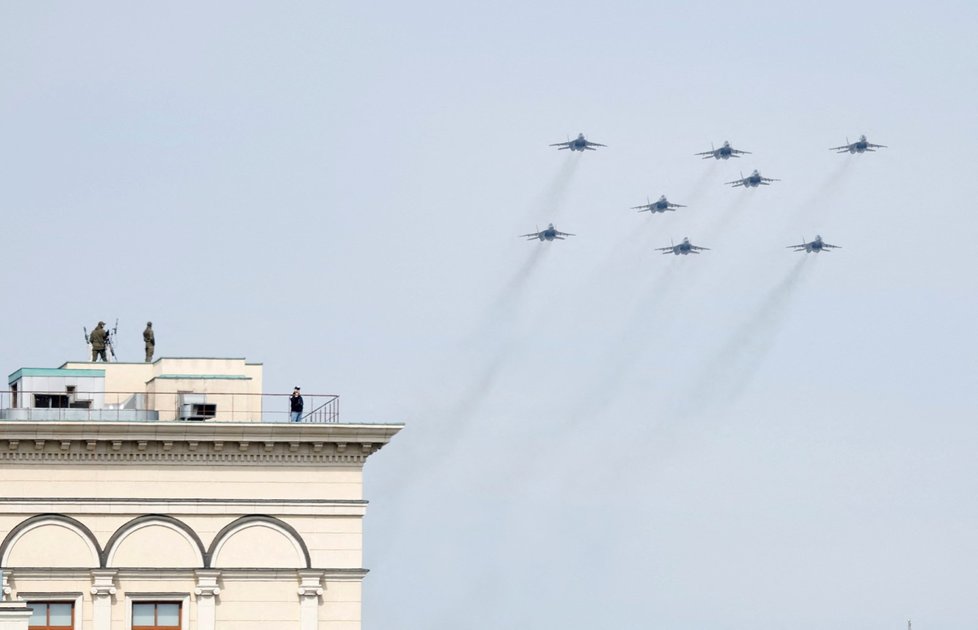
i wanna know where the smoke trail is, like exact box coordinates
[680,256,812,414]
[792,158,854,225]
[529,155,581,223]
[697,188,751,244]
[564,263,680,425]
[379,245,549,497]
[682,160,720,208]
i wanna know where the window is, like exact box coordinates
[132,602,181,630]
[33,394,69,409]
[27,602,73,630]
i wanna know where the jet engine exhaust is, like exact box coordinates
[533,154,581,223]
[682,256,812,413]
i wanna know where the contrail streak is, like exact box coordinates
[529,155,581,223]
[381,246,549,496]
[792,158,853,225]
[698,189,750,243]
[682,161,719,207]
[681,256,812,414]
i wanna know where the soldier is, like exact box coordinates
[89,321,108,362]
[143,322,155,363]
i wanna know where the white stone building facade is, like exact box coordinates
[0,359,401,630]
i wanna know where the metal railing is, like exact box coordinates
[0,390,339,424]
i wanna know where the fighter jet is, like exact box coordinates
[726,169,780,189]
[695,141,751,160]
[830,134,887,154]
[632,195,686,214]
[521,223,575,242]
[549,133,606,152]
[656,237,710,256]
[787,235,841,253]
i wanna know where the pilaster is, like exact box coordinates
[90,569,117,630]
[194,570,222,630]
[297,570,325,630]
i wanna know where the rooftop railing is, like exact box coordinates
[0,390,339,424]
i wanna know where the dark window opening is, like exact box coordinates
[33,394,70,408]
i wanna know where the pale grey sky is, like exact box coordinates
[2,1,978,628]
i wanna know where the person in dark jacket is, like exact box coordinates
[89,321,108,362]
[143,322,155,362]
[289,387,304,422]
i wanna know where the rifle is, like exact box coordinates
[107,319,118,360]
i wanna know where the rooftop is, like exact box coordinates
[2,357,340,424]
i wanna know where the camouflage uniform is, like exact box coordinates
[143,322,155,363]
[90,322,107,362]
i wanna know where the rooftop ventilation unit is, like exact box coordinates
[178,393,216,421]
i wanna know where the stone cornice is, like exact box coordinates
[0,421,402,466]
[7,567,369,581]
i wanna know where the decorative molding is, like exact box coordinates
[208,516,312,569]
[102,515,207,568]
[1,570,10,599]
[0,422,401,467]
[0,497,366,506]
[297,570,325,599]
[90,569,117,598]
[0,447,378,466]
[5,567,368,581]
[194,570,222,599]
[0,514,103,568]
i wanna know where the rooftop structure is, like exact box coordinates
[0,357,402,630]
[4,358,338,423]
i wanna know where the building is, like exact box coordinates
[0,358,402,630]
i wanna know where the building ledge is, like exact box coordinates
[0,421,403,467]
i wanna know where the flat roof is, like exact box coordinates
[9,367,105,385]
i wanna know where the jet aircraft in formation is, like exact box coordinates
[787,235,841,253]
[657,237,710,256]
[632,195,686,214]
[549,133,606,152]
[830,135,887,154]
[695,141,751,160]
[726,170,780,189]
[530,131,872,252]
[522,223,575,242]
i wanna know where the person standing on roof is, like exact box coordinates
[289,387,304,422]
[143,322,155,362]
[89,321,108,362]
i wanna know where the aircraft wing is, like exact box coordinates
[725,179,745,187]
[691,245,710,251]
[554,230,576,237]
[520,232,541,239]
[828,143,852,151]
[761,177,780,182]
[585,141,606,147]
[822,242,842,249]
[632,204,653,212]
[731,149,751,155]
[867,142,887,149]
[669,203,687,208]
[655,246,675,253]
[786,243,808,250]
[694,150,714,157]
[549,141,572,148]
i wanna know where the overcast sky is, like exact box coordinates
[3,1,978,628]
